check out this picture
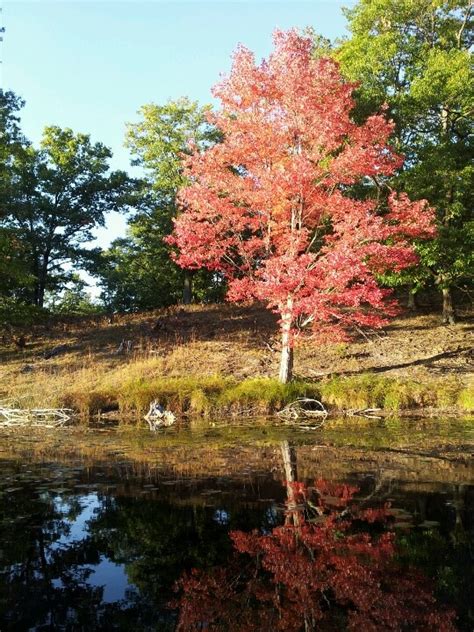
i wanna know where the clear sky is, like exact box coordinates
[2,0,354,251]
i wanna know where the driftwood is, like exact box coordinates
[144,400,176,431]
[0,406,72,428]
[277,398,328,423]
[344,407,382,419]
[115,339,133,354]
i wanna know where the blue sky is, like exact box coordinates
[2,0,354,251]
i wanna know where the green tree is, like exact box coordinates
[47,274,103,316]
[99,228,184,311]
[0,91,37,324]
[337,0,474,323]
[2,126,132,308]
[0,90,27,199]
[99,227,225,311]
[124,97,221,305]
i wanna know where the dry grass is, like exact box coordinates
[0,303,472,417]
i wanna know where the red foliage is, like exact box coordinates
[169,30,435,347]
[173,480,456,631]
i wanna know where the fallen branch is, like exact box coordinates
[277,398,328,423]
[344,407,382,419]
[144,400,176,430]
[0,406,73,428]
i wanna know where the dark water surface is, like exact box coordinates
[0,417,473,631]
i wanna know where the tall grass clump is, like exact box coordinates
[217,378,321,414]
[319,375,387,410]
[117,375,232,418]
[319,375,465,412]
[21,370,470,421]
[116,376,322,419]
[457,384,474,412]
[62,389,117,420]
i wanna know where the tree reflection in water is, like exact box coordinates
[0,449,470,632]
[174,444,457,631]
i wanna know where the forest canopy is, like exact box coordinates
[0,0,472,341]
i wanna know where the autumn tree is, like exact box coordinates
[170,30,435,383]
[337,0,474,323]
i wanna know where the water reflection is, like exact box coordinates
[174,443,458,631]
[0,466,278,630]
[0,429,472,631]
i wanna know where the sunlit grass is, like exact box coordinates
[318,375,466,412]
[2,366,470,421]
[1,305,472,419]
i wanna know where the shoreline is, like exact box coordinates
[1,306,472,420]
[1,372,473,422]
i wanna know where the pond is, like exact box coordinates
[0,417,473,631]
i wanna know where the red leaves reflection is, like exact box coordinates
[174,480,456,631]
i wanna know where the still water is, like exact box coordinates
[0,417,473,631]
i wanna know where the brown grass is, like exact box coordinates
[0,303,472,417]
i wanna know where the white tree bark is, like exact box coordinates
[279,305,294,383]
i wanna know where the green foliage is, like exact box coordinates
[99,212,186,311]
[0,297,47,328]
[98,98,224,310]
[1,117,133,308]
[337,0,474,316]
[125,97,219,194]
[0,228,32,295]
[47,275,104,316]
[0,92,37,325]
[0,90,27,193]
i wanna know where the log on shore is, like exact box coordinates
[0,407,73,428]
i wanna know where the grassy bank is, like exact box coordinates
[1,305,472,420]
[3,370,473,420]
[80,374,474,418]
[89,374,473,418]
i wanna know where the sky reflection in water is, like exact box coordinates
[0,424,472,631]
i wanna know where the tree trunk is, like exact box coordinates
[442,286,456,324]
[407,286,417,310]
[280,441,299,527]
[33,283,41,307]
[33,279,46,308]
[279,322,294,384]
[34,252,50,308]
[183,272,193,305]
[37,281,46,308]
[280,440,298,482]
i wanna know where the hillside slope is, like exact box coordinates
[0,303,472,415]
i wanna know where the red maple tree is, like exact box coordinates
[170,30,436,382]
